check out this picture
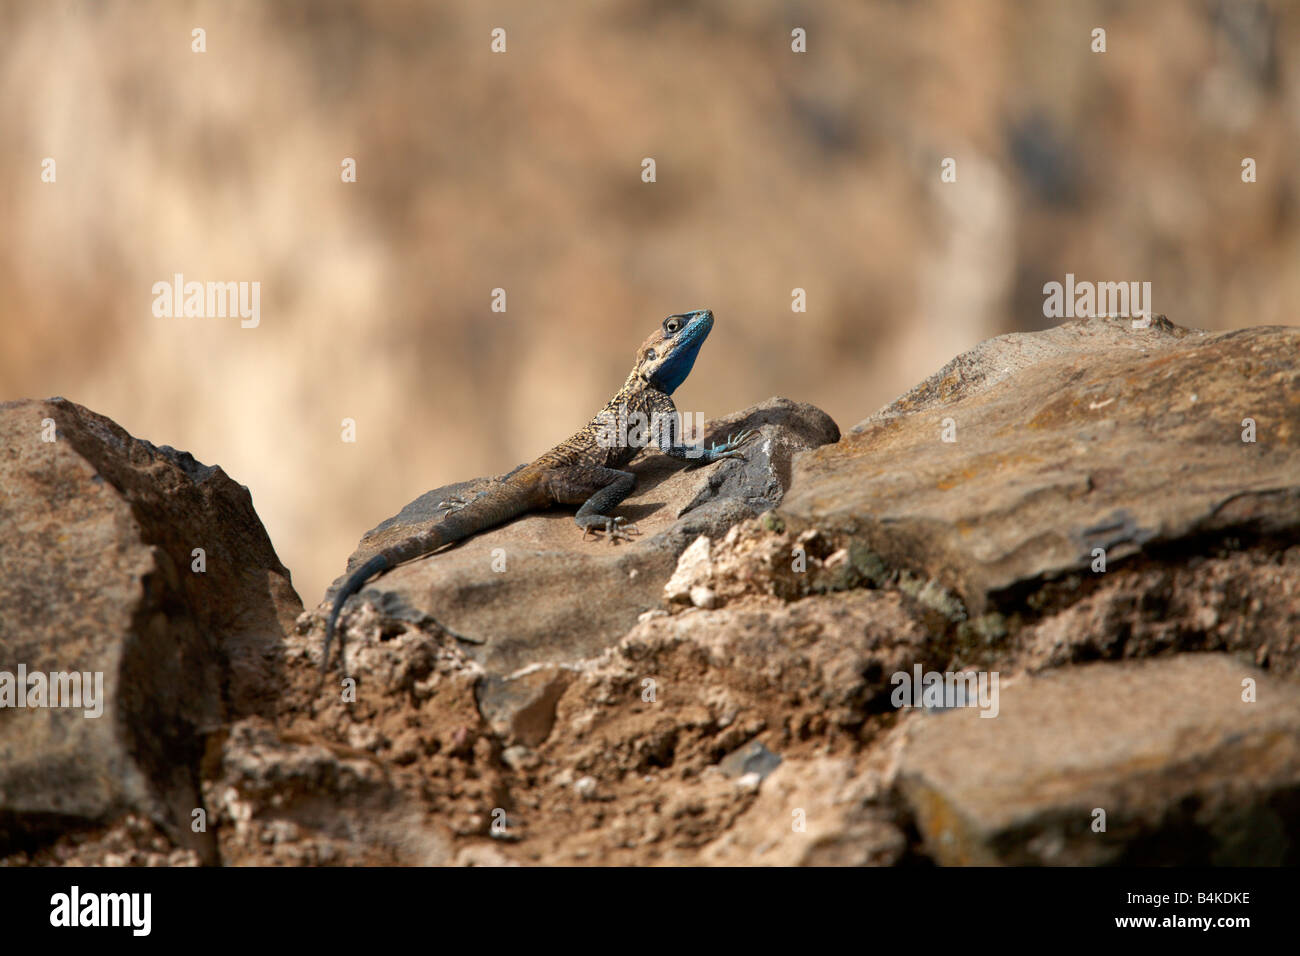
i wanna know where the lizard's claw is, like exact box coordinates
[578,515,641,543]
[436,493,477,515]
[436,496,466,513]
[612,515,642,539]
[709,428,758,461]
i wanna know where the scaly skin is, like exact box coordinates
[320,309,754,682]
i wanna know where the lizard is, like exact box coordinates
[319,308,754,681]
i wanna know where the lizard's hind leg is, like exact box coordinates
[439,464,528,515]
[549,467,642,543]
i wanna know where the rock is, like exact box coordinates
[324,397,839,678]
[664,534,712,603]
[718,740,782,781]
[558,588,934,754]
[688,585,717,609]
[701,758,906,866]
[781,317,1300,615]
[205,718,450,865]
[896,654,1300,865]
[500,745,539,772]
[1,814,202,867]
[1012,544,1300,675]
[476,664,576,747]
[454,843,519,867]
[0,398,301,863]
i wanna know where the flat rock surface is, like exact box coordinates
[781,316,1300,611]
[897,654,1300,865]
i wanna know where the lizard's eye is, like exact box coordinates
[664,318,681,334]
[645,348,657,361]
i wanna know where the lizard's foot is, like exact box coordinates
[436,493,479,515]
[707,428,759,462]
[577,514,641,543]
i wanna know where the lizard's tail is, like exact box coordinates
[317,477,539,688]
[321,553,390,678]
[319,527,449,681]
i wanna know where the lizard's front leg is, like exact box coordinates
[660,426,759,464]
[548,466,641,543]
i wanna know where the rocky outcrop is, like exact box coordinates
[783,316,1300,621]
[897,654,1300,865]
[0,398,301,862]
[5,315,1299,866]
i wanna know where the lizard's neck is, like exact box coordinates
[608,369,668,410]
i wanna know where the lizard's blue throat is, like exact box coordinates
[652,311,712,394]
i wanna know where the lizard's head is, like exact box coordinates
[636,309,714,394]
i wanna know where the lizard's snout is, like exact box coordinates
[685,309,714,332]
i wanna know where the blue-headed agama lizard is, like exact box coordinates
[320,309,755,683]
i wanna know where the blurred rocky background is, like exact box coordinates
[2,0,1297,604]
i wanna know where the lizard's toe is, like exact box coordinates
[612,516,642,538]
[577,514,640,543]
[576,515,610,540]
[723,428,757,450]
[707,427,760,462]
[437,492,483,515]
